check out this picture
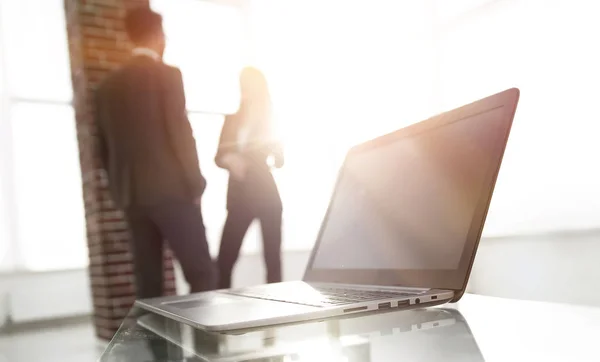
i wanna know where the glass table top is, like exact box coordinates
[99,294,600,362]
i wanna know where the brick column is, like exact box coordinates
[64,0,177,340]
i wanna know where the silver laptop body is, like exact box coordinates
[137,88,520,332]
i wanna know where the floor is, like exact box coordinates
[0,318,103,362]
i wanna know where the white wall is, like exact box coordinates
[0,269,92,324]
[468,229,600,307]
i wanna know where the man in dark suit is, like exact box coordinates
[94,7,217,298]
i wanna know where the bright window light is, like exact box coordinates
[152,0,244,114]
[11,103,87,270]
[0,0,72,102]
[437,0,600,235]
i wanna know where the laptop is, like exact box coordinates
[137,88,519,332]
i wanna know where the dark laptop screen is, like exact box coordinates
[311,107,504,271]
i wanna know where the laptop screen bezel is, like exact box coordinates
[303,88,520,292]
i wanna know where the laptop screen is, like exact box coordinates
[311,107,505,271]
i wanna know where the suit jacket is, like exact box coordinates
[95,56,205,208]
[215,108,283,212]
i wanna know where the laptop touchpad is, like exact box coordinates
[165,295,320,328]
[165,296,237,310]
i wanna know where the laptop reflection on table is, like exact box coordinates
[136,307,484,362]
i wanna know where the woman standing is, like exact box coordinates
[215,67,284,289]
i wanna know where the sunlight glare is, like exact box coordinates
[284,340,349,362]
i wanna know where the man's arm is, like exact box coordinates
[163,67,206,198]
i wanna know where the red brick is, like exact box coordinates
[97,327,116,340]
[92,284,135,297]
[90,274,135,287]
[93,295,135,308]
[83,0,122,7]
[90,263,133,276]
[90,251,133,266]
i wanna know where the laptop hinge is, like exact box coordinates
[311,282,430,293]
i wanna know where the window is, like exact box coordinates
[247,0,600,245]
[433,0,496,24]
[435,0,600,235]
[0,0,83,271]
[10,104,86,270]
[0,3,10,271]
[152,0,245,114]
[249,0,438,250]
[0,0,72,102]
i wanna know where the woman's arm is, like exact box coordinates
[216,113,248,179]
[215,113,238,169]
[271,142,284,168]
[265,105,284,168]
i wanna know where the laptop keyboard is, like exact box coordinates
[223,284,419,308]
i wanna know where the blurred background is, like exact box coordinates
[0,0,599,360]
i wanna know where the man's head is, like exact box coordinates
[124,7,165,56]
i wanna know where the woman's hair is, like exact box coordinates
[240,67,270,104]
[239,67,273,129]
[236,67,281,160]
